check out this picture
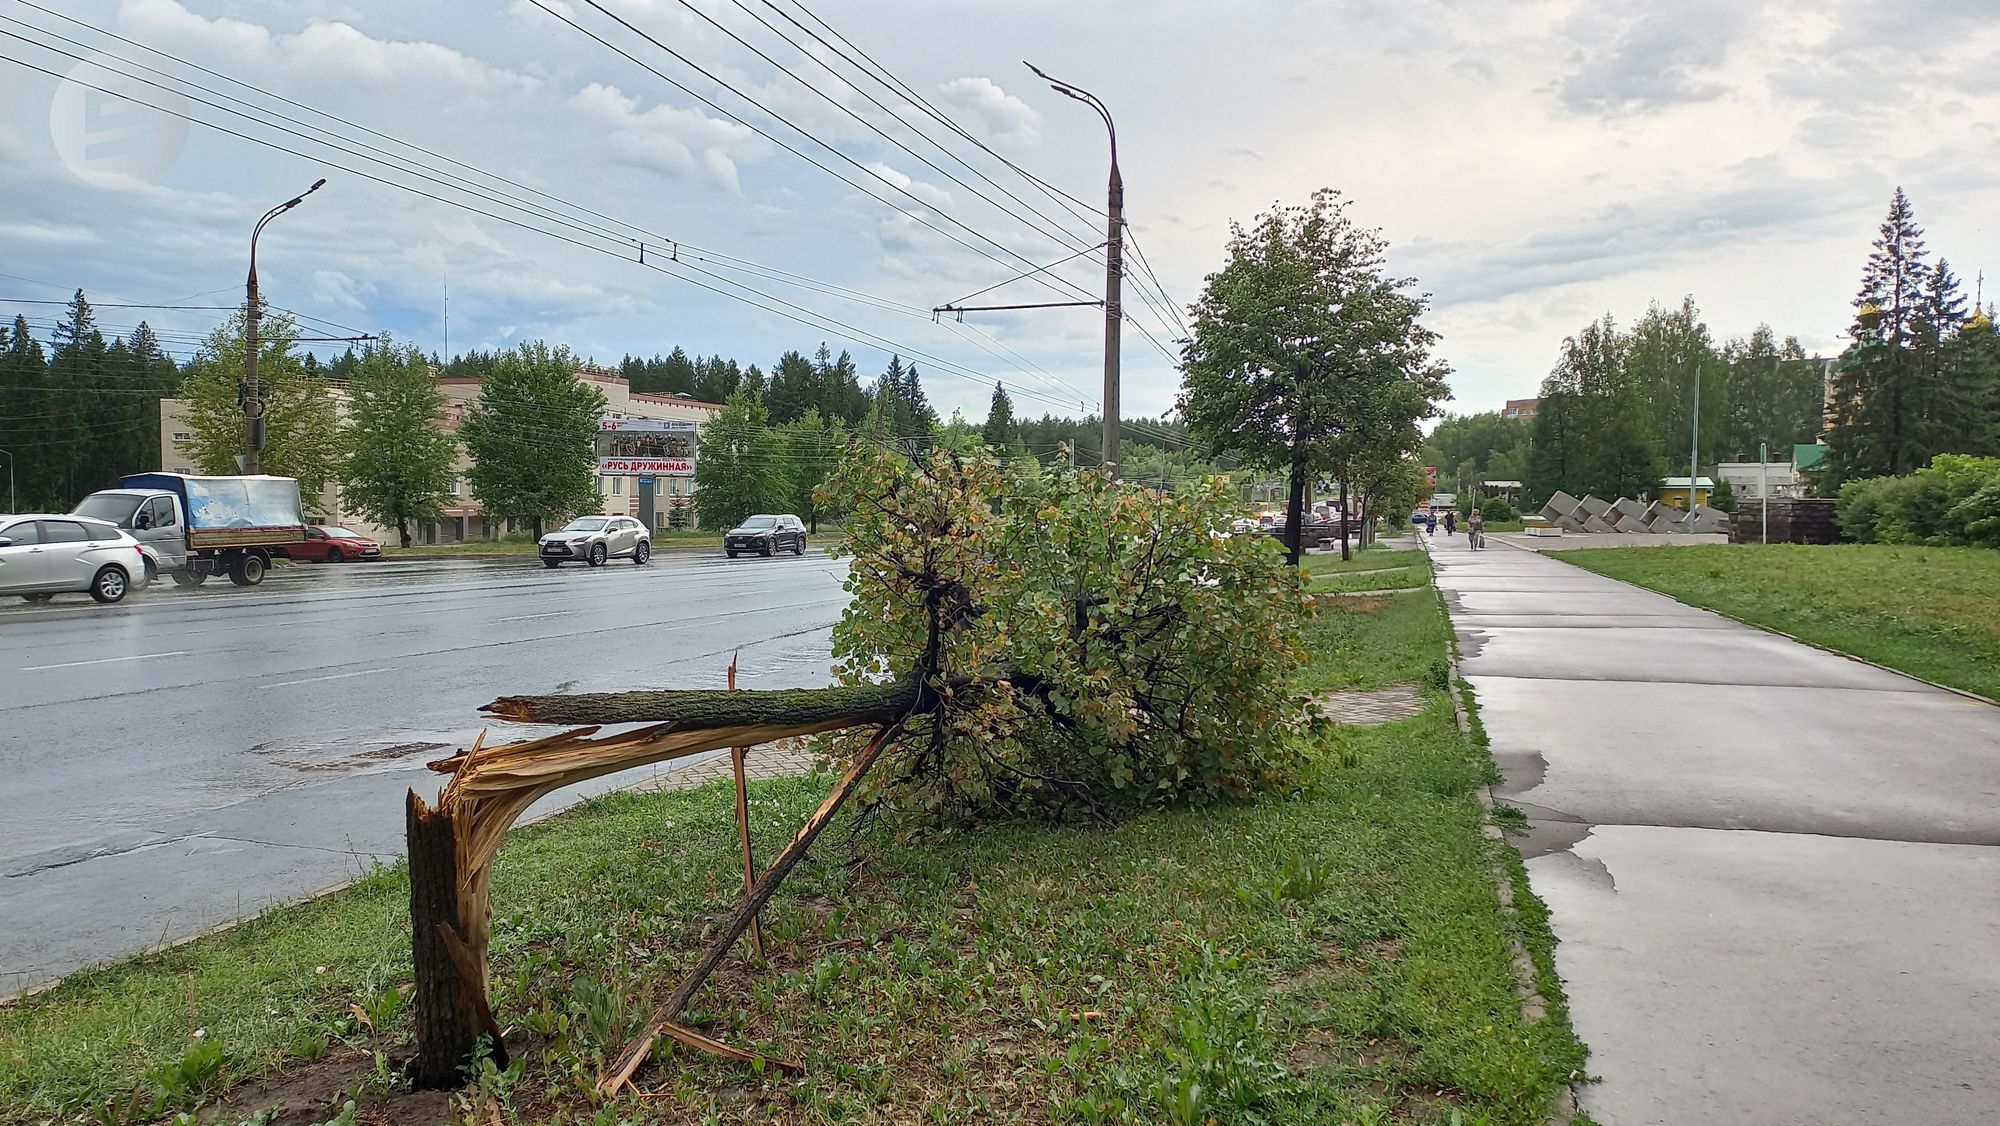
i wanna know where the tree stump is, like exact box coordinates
[406,789,499,1088]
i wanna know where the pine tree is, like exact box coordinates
[460,341,605,538]
[1828,188,1931,478]
[765,350,815,423]
[0,315,51,508]
[1913,258,1970,454]
[340,338,459,546]
[981,381,1017,449]
[46,290,109,504]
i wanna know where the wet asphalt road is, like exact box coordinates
[0,548,848,994]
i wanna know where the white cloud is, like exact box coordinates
[936,77,1041,149]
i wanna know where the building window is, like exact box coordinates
[610,476,623,496]
[654,478,665,497]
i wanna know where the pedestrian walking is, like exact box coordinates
[1467,508,1484,550]
[1443,510,1456,536]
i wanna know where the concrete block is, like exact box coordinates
[1555,514,1587,532]
[1613,514,1648,533]
[1686,509,1728,534]
[1609,497,1648,521]
[1641,501,1679,527]
[1579,495,1613,518]
[1541,490,1580,522]
[1583,514,1618,533]
[1525,525,1564,538]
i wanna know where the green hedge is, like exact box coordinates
[1837,455,2000,546]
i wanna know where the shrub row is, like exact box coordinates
[1836,454,2000,546]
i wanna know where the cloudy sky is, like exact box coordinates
[3,0,1997,423]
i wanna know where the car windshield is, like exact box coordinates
[738,516,779,529]
[71,494,139,523]
[561,518,608,532]
[323,527,363,538]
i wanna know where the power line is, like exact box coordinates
[549,0,1100,305]
[769,0,1104,226]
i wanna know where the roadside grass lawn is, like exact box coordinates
[1302,551,1434,595]
[0,592,1581,1126]
[1553,543,2000,701]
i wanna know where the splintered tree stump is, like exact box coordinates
[406,790,502,1089]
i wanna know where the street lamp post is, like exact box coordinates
[1025,62,1121,480]
[243,178,326,474]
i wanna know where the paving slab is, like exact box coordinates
[1426,534,2000,1124]
[1478,677,2000,844]
[1525,824,2000,1126]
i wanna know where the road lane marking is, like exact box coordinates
[265,667,393,688]
[20,651,189,672]
[495,611,568,623]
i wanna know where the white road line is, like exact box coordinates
[20,651,190,672]
[265,667,392,689]
[494,611,568,623]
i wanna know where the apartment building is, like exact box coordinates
[159,368,723,544]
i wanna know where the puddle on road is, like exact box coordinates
[250,738,452,773]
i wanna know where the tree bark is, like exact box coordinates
[1284,440,1309,567]
[1338,478,1351,561]
[406,790,494,1089]
[483,681,918,728]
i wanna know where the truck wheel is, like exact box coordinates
[170,569,206,588]
[90,565,129,604]
[588,543,606,567]
[228,553,267,587]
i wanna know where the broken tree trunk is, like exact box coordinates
[406,790,505,1088]
[482,682,918,728]
[602,722,900,1093]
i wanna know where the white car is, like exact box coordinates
[0,514,152,603]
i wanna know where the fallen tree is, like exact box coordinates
[403,444,1317,1090]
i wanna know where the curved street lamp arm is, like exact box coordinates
[249,177,329,281]
[1023,61,1117,166]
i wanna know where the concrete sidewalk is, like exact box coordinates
[1425,531,2000,1125]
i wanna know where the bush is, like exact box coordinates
[821,444,1317,827]
[1477,495,1517,522]
[1837,456,2000,545]
[1708,477,1736,513]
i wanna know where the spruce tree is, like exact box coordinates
[981,381,1017,450]
[1913,258,1969,454]
[1828,188,1930,478]
[46,290,108,504]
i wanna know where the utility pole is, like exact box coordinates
[1759,440,1769,545]
[243,178,326,473]
[1027,62,1121,480]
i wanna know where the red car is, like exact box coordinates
[287,525,383,563]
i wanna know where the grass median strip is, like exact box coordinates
[1553,543,2000,701]
[1,589,1582,1125]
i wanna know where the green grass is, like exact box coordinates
[1553,543,2000,700]
[1304,552,1434,594]
[0,588,1581,1125]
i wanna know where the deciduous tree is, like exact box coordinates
[178,305,344,496]
[341,338,458,546]
[694,388,791,530]
[460,341,603,538]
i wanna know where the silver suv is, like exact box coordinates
[0,515,150,603]
[539,515,651,568]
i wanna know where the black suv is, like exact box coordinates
[725,513,807,557]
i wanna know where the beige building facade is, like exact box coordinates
[160,368,723,544]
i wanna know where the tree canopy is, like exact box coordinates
[459,341,604,537]
[340,338,458,546]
